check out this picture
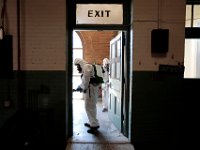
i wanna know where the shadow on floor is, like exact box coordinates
[69,99,129,143]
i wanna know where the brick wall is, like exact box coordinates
[78,31,117,64]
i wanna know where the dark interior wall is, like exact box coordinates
[132,71,184,150]
[181,79,199,150]
[0,71,67,149]
[0,75,18,127]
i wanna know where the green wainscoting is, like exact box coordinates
[132,71,184,150]
[0,71,67,150]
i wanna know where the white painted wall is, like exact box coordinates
[132,0,186,71]
[6,0,186,72]
[6,0,66,71]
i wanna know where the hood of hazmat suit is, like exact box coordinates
[74,58,94,90]
[103,58,110,68]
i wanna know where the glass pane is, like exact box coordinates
[111,63,115,78]
[196,39,200,77]
[114,97,117,114]
[109,94,112,109]
[116,62,121,79]
[73,31,83,48]
[73,31,83,100]
[117,40,121,57]
[73,49,83,61]
[185,5,192,27]
[184,39,200,78]
[111,44,116,58]
[194,5,200,27]
[116,97,120,116]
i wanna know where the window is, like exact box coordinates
[185,4,200,27]
[73,31,83,99]
[184,2,200,78]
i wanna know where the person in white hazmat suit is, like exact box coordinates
[101,58,110,112]
[73,58,100,134]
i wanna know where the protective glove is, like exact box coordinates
[76,86,83,92]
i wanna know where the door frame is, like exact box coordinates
[66,0,133,141]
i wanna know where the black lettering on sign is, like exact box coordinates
[88,10,93,17]
[87,10,111,17]
[95,10,100,17]
[105,10,111,17]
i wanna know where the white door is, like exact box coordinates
[108,32,124,131]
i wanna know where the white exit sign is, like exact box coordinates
[76,4,123,25]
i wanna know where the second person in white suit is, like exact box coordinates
[101,58,110,112]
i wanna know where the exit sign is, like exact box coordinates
[76,4,123,25]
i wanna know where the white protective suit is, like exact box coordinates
[102,58,110,111]
[74,58,99,127]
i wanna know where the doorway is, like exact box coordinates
[66,0,132,143]
[70,30,129,143]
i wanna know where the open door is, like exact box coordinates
[108,32,124,132]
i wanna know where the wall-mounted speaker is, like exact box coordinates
[0,35,13,79]
[151,29,169,53]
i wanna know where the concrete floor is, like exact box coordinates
[66,99,135,150]
[68,99,129,143]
